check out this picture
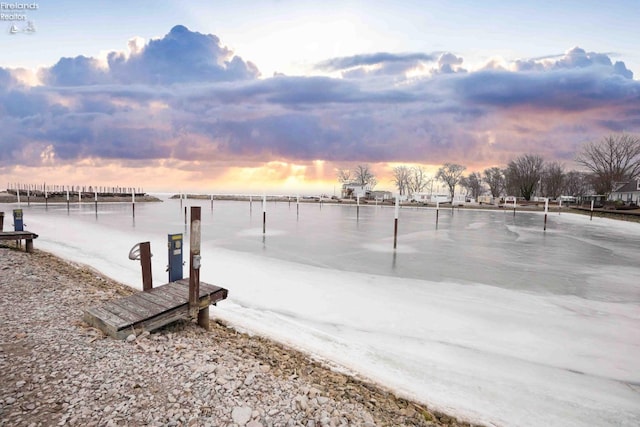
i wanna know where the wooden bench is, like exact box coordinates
[0,231,39,253]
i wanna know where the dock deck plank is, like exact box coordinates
[83,280,228,339]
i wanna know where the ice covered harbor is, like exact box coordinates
[8,196,640,427]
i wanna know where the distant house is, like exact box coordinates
[341,183,371,199]
[609,180,640,205]
[366,190,392,201]
[411,193,451,203]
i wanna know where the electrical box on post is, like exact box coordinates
[168,233,183,282]
[13,209,23,231]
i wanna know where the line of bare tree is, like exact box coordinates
[338,134,640,201]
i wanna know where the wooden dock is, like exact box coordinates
[83,279,228,339]
[0,231,38,252]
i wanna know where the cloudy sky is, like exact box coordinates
[1,0,639,193]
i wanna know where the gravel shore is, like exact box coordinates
[0,243,480,427]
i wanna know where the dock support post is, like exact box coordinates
[198,306,210,330]
[189,206,202,320]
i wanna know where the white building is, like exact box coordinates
[609,180,640,205]
[341,183,371,199]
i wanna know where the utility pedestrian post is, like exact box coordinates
[189,206,203,324]
[436,200,440,227]
[356,195,360,220]
[544,198,549,231]
[296,195,300,219]
[590,200,594,220]
[210,194,214,211]
[44,186,48,209]
[27,186,30,206]
[513,197,517,217]
[66,188,70,211]
[95,190,98,213]
[132,190,135,218]
[393,196,399,249]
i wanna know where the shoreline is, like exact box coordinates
[0,243,481,427]
[0,191,162,204]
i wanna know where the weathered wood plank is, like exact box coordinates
[83,305,129,330]
[117,305,191,339]
[148,286,188,305]
[100,300,146,325]
[135,288,183,310]
[158,283,190,301]
[0,231,38,240]
[173,280,223,298]
[126,294,170,316]
[111,298,159,323]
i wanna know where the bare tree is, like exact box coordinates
[483,167,505,198]
[576,134,640,194]
[461,172,484,200]
[436,163,466,201]
[392,166,411,196]
[563,170,592,197]
[505,154,544,200]
[352,164,377,189]
[541,162,565,199]
[337,168,352,184]
[408,166,431,194]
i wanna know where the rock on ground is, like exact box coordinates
[0,243,481,427]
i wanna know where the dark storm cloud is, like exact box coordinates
[457,63,638,111]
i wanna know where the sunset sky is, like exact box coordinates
[1,0,639,194]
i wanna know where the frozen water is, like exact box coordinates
[3,198,639,426]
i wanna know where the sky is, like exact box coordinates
[1,0,639,194]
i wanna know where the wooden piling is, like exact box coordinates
[262,195,266,234]
[198,306,210,331]
[140,241,153,291]
[189,206,201,320]
[393,197,399,249]
[544,198,549,231]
